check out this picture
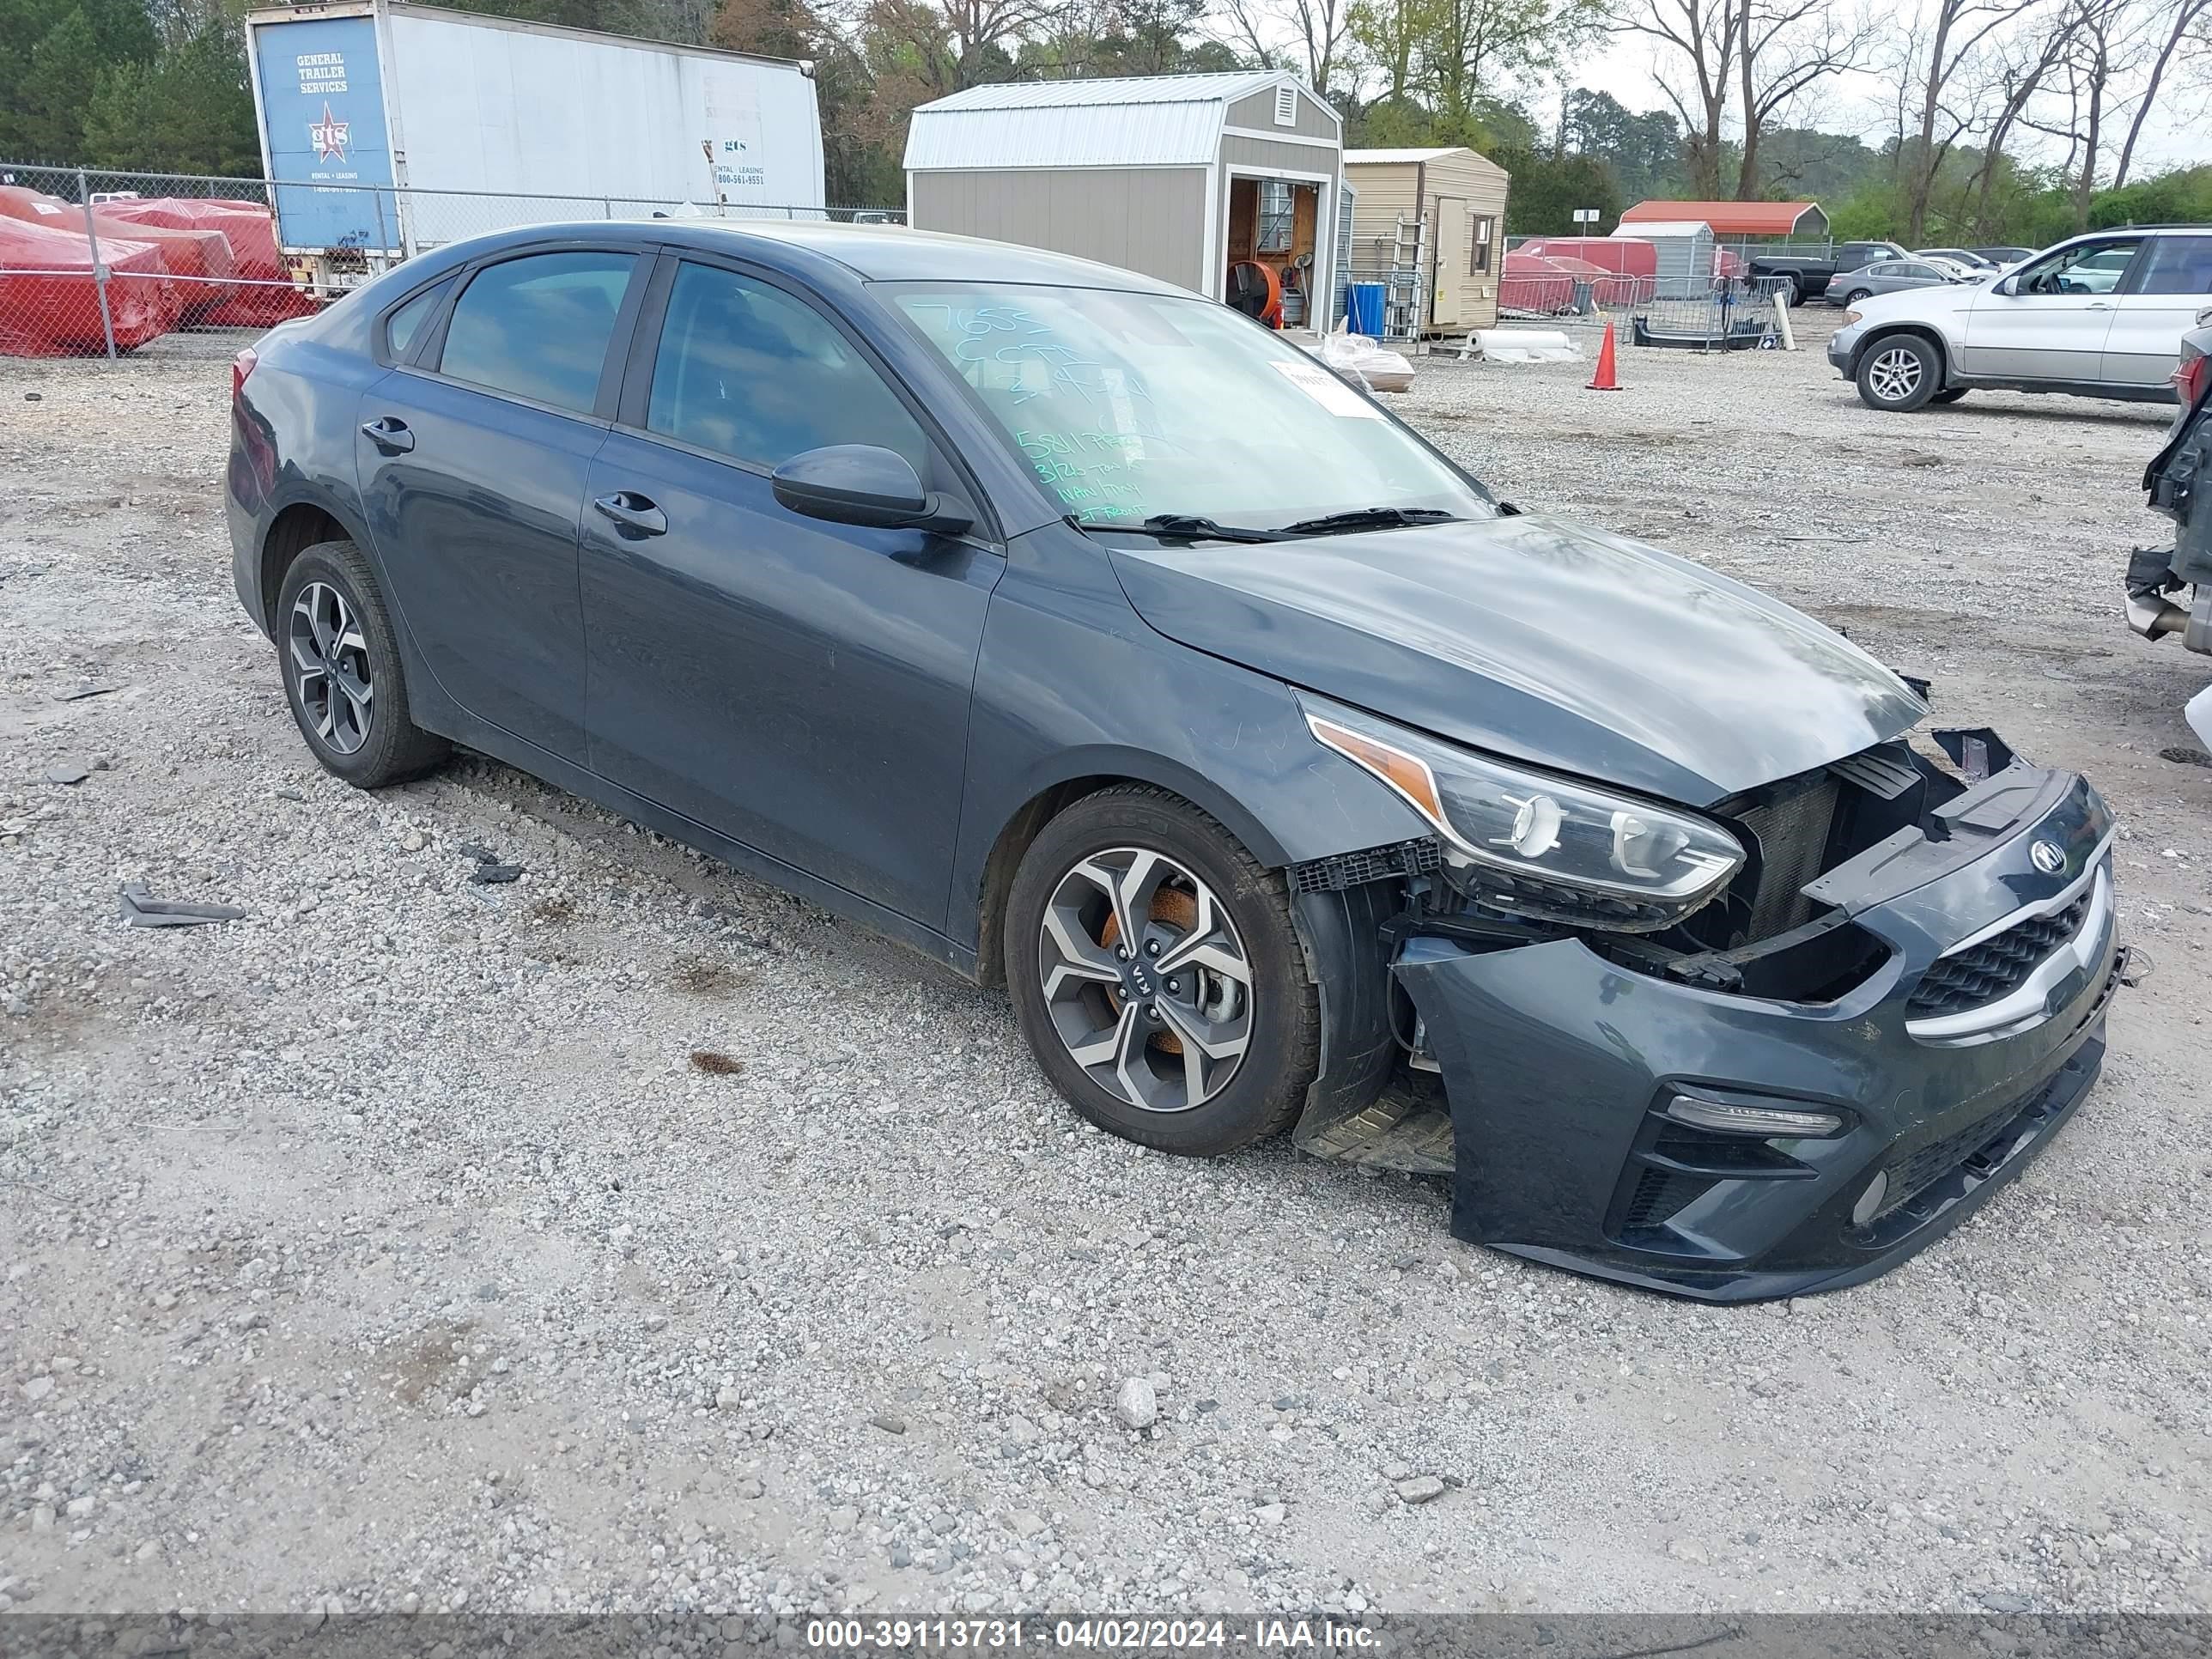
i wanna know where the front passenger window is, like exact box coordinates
[645,262,932,478]
[2019,240,2141,296]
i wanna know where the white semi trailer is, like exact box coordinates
[245,0,825,292]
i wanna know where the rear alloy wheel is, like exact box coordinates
[289,580,374,756]
[1006,786,1318,1156]
[276,538,449,787]
[1856,336,1942,411]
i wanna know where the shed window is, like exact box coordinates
[1256,181,1295,254]
[1469,216,1493,275]
[1273,84,1297,126]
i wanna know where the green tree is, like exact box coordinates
[83,20,260,176]
[1494,145,1621,232]
[1562,86,1679,200]
[0,0,157,163]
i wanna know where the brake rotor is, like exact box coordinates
[1099,885,1198,1055]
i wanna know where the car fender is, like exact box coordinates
[953,528,1435,970]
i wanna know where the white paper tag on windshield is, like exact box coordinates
[1272,358,1382,418]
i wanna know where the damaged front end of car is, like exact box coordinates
[1285,707,2124,1304]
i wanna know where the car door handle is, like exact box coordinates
[592,491,667,538]
[359,416,414,454]
[2086,301,2114,311]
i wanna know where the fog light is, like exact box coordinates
[1665,1093,1844,1137]
[1851,1170,1890,1227]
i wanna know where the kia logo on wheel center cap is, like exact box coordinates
[2029,839,2067,876]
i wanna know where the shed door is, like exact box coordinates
[1431,198,1467,326]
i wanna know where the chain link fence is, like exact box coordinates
[1498,270,1798,353]
[0,161,904,361]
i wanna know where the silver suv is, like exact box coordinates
[1827,226,2212,410]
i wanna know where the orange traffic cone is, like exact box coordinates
[1587,319,1621,391]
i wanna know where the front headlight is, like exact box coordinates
[1304,699,1745,932]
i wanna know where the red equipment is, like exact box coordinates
[0,216,180,355]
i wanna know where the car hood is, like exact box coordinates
[1108,513,1926,808]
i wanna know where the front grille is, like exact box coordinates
[1907,890,2093,1019]
[1874,1100,2027,1220]
[1291,837,1442,894]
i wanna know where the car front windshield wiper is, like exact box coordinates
[1097,514,1291,544]
[1276,506,1464,537]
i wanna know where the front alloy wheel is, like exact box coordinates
[1004,785,1320,1156]
[289,580,374,754]
[1037,846,1253,1114]
[1857,335,1941,410]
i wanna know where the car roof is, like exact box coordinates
[415,217,1194,296]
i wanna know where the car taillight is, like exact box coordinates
[2178,351,2209,410]
[231,347,258,403]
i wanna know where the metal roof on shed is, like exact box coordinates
[915,71,1285,111]
[1621,199,1824,235]
[905,70,1324,171]
[1344,147,1463,163]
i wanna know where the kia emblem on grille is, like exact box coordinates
[2030,839,2067,876]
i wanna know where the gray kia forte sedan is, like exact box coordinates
[226,222,2124,1302]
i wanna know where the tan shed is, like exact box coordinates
[1341,146,1511,338]
[904,72,1345,329]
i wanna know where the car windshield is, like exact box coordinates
[887,281,1494,532]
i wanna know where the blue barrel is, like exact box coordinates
[1347,282,1385,337]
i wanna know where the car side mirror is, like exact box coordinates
[1992,275,2018,297]
[770,444,974,536]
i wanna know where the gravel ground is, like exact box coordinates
[3,311,2209,1620]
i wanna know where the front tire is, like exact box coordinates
[1005,786,1319,1157]
[1856,335,1942,410]
[275,538,449,787]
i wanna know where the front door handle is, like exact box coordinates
[2086,301,2114,312]
[592,491,667,538]
[360,416,414,454]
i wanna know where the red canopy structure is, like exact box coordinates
[0,216,179,355]
[95,198,316,324]
[1619,200,1829,239]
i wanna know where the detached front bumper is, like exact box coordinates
[1394,752,2121,1303]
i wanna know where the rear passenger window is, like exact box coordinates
[2135,238,2212,296]
[645,261,930,477]
[439,251,635,412]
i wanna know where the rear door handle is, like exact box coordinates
[2086,301,2114,312]
[360,416,414,454]
[592,491,667,538]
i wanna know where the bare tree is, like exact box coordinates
[1733,0,1875,197]
[1961,3,2081,234]
[2112,0,2212,185]
[1606,0,1740,196]
[1898,0,2050,241]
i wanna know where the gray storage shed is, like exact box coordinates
[904,71,1344,325]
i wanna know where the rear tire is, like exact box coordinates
[1005,785,1318,1158]
[1784,278,1804,308]
[275,538,450,788]
[1856,335,1942,411]
[1840,289,1872,308]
